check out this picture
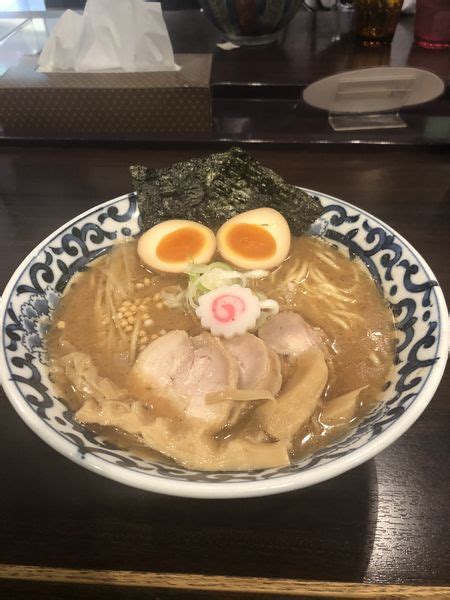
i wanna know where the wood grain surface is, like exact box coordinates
[1,564,450,598]
[0,146,449,598]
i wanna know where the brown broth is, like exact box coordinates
[47,236,395,465]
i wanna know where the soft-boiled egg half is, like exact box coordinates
[138,219,216,273]
[216,207,291,270]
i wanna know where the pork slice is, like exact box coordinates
[258,311,321,357]
[131,331,239,430]
[171,333,239,422]
[223,333,282,396]
[267,349,283,395]
[131,330,193,395]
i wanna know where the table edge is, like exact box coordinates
[0,564,449,598]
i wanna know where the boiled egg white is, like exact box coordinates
[137,220,216,273]
[216,207,291,270]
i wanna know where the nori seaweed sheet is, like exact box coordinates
[130,147,322,236]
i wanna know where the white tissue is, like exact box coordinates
[402,0,416,13]
[38,0,179,73]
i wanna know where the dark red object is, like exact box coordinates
[414,0,450,49]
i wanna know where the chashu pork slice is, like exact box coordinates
[178,333,239,420]
[131,330,239,431]
[223,333,282,396]
[258,311,321,357]
[131,330,193,391]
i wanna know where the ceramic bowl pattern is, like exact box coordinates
[0,191,447,498]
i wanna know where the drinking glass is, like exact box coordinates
[354,0,404,47]
[414,0,450,49]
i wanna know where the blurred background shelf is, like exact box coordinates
[0,3,449,145]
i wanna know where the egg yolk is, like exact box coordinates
[226,223,276,259]
[156,227,205,263]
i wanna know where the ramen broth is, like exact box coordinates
[48,236,395,468]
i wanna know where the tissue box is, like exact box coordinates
[0,54,212,136]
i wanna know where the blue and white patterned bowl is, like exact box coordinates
[0,191,448,498]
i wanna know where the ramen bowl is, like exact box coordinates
[0,191,447,498]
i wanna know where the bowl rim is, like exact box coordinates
[0,190,448,499]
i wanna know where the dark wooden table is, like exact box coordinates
[0,145,449,599]
[1,2,450,598]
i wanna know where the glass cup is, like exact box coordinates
[414,0,450,50]
[354,0,404,47]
